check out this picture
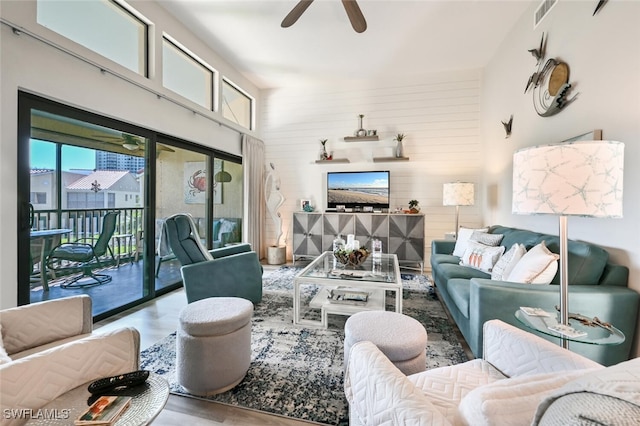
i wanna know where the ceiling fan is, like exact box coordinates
[281,0,367,33]
[92,132,175,153]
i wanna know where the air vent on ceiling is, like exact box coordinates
[533,0,557,29]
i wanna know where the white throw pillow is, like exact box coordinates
[460,241,505,273]
[453,227,489,257]
[507,241,559,284]
[0,323,12,365]
[457,370,593,426]
[491,243,527,281]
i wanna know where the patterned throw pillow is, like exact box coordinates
[452,227,490,257]
[470,231,504,247]
[491,243,527,281]
[460,241,506,273]
[507,241,559,284]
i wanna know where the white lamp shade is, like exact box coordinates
[512,140,624,218]
[443,182,475,206]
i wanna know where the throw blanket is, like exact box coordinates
[534,358,640,424]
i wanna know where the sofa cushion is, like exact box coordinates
[489,226,610,286]
[457,369,592,426]
[438,263,491,284]
[507,242,559,284]
[542,236,609,285]
[408,359,506,422]
[431,253,460,265]
[447,279,471,319]
[491,243,526,281]
[453,227,489,257]
[460,241,505,273]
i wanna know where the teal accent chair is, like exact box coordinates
[163,213,262,304]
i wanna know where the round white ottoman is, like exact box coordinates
[177,297,253,395]
[344,311,427,375]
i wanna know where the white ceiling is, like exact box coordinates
[158,0,534,89]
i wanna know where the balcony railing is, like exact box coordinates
[32,207,145,259]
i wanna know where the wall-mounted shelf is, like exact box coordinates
[344,136,379,142]
[373,156,410,162]
[315,159,350,164]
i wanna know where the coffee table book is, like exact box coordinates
[75,396,131,425]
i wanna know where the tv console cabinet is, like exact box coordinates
[292,212,424,271]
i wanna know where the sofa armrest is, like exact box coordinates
[345,341,449,426]
[0,327,140,426]
[0,295,92,356]
[432,239,456,255]
[482,320,601,378]
[181,251,263,304]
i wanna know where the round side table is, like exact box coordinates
[25,373,169,426]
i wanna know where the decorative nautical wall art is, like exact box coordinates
[524,33,578,117]
[501,115,513,138]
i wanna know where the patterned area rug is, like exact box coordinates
[140,266,468,425]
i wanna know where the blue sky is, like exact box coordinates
[327,171,389,189]
[31,139,96,171]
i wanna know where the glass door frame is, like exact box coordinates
[17,91,242,321]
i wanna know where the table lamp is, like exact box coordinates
[512,140,624,346]
[443,182,475,238]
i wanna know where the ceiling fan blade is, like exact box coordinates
[342,0,367,33]
[281,0,314,28]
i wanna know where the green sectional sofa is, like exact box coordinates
[431,225,639,366]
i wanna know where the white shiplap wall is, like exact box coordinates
[259,70,484,264]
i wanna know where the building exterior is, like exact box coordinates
[95,151,145,173]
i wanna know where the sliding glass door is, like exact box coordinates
[20,102,150,317]
[17,92,243,320]
[154,143,210,291]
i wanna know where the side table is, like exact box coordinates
[515,309,625,346]
[25,373,169,426]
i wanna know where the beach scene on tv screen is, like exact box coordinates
[328,172,389,205]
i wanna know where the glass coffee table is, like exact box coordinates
[294,251,402,328]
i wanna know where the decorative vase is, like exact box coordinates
[395,140,404,158]
[356,114,367,137]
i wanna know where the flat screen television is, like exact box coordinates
[327,170,390,210]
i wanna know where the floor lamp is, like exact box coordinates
[512,140,624,347]
[443,182,475,239]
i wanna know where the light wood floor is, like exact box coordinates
[94,265,320,425]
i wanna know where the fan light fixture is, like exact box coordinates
[122,142,139,151]
[214,170,232,183]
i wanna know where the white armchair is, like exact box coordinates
[345,319,604,426]
[0,296,140,426]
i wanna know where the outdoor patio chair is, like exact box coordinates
[47,211,119,288]
[163,213,263,304]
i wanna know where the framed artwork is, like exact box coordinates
[184,160,223,204]
[300,199,311,211]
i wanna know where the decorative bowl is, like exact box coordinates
[333,248,370,267]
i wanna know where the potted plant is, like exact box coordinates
[408,199,420,214]
[394,133,405,158]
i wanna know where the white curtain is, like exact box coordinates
[242,134,266,259]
